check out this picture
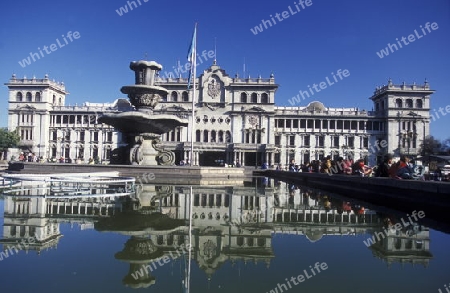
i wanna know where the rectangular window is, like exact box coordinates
[317,136,324,147]
[275,135,281,146]
[315,119,321,129]
[337,120,343,129]
[300,119,306,128]
[330,120,335,129]
[348,137,355,148]
[351,121,357,130]
[363,137,369,148]
[344,121,350,130]
[333,136,339,147]
[367,121,373,131]
[278,119,284,128]
[286,119,291,128]
[359,121,365,131]
[289,135,295,146]
[80,131,85,142]
[373,121,380,131]
[93,132,99,142]
[293,119,298,128]
[56,115,61,124]
[63,115,68,124]
[307,120,313,128]
[52,131,57,141]
[69,115,75,124]
[322,120,328,129]
[304,136,310,147]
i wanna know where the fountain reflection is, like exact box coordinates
[0,178,433,289]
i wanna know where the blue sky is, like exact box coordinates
[1,0,449,140]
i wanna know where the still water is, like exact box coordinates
[0,177,449,293]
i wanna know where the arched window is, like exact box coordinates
[375,103,380,111]
[261,93,269,104]
[196,130,201,142]
[211,130,216,142]
[395,99,402,108]
[26,92,32,102]
[53,95,56,104]
[35,92,41,102]
[182,91,189,102]
[171,91,178,102]
[406,99,413,108]
[218,131,224,143]
[381,100,385,110]
[226,131,232,143]
[16,92,23,102]
[203,130,208,142]
[416,100,423,108]
[59,97,62,105]
[240,92,247,103]
[251,93,257,103]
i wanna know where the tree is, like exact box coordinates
[0,128,20,160]
[441,138,450,155]
[419,135,442,164]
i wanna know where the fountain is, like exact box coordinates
[99,60,188,165]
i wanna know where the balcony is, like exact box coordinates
[18,140,34,147]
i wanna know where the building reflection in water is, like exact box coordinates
[0,178,432,289]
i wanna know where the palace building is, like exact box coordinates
[6,62,434,166]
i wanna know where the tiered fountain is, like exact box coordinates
[99,60,188,165]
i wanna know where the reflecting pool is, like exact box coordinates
[1,177,450,293]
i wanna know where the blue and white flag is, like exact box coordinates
[187,24,197,89]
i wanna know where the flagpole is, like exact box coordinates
[189,23,197,166]
[187,185,193,292]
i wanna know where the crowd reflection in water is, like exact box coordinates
[0,179,432,289]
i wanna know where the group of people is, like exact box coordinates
[375,154,421,179]
[283,154,420,180]
[18,152,39,162]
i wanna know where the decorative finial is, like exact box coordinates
[270,72,274,78]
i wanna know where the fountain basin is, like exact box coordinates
[99,111,188,135]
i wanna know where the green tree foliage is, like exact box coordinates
[0,128,20,151]
[442,138,450,155]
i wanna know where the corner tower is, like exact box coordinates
[5,74,69,154]
[370,79,434,158]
